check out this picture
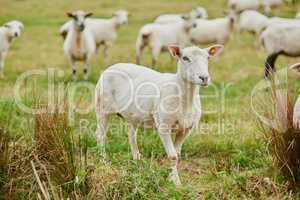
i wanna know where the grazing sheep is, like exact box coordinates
[261,0,284,13]
[61,10,129,59]
[228,0,283,14]
[0,20,23,78]
[260,24,300,78]
[228,0,261,13]
[189,11,236,45]
[154,6,208,24]
[63,10,96,80]
[95,44,224,185]
[135,17,196,66]
[238,11,300,37]
[238,10,269,35]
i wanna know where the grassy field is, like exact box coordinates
[1,0,300,199]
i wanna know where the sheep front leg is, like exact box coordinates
[83,54,93,81]
[67,56,77,80]
[128,124,141,160]
[83,62,89,81]
[158,126,181,186]
[174,130,191,157]
[103,42,112,62]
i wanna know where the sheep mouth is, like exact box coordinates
[200,82,209,87]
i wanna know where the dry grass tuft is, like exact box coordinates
[0,127,10,195]
[0,104,93,199]
[257,76,300,187]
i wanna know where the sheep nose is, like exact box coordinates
[199,76,209,85]
[192,23,197,28]
[14,32,18,37]
[79,25,85,31]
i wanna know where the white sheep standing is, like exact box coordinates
[238,10,269,47]
[238,10,269,36]
[0,20,23,78]
[238,11,300,48]
[154,6,208,24]
[95,44,224,185]
[228,0,283,14]
[261,0,284,13]
[63,10,96,80]
[136,16,196,66]
[189,11,236,45]
[238,11,300,36]
[260,24,300,78]
[228,0,261,13]
[60,10,128,59]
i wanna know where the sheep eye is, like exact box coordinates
[182,56,191,62]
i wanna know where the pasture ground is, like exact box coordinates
[1,0,300,199]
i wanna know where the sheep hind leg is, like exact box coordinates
[151,46,161,67]
[128,124,141,160]
[265,51,282,79]
[136,45,145,65]
[95,112,109,163]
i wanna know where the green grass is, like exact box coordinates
[1,0,300,199]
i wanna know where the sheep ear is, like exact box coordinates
[181,14,190,20]
[206,45,224,57]
[19,22,24,29]
[168,46,181,58]
[67,12,74,18]
[3,24,10,28]
[289,63,300,77]
[85,12,93,18]
[223,10,228,16]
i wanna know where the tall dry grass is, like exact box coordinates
[0,103,94,199]
[257,77,300,187]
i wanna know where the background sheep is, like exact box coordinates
[261,0,284,13]
[61,9,129,59]
[63,10,96,80]
[228,0,283,14]
[154,6,208,24]
[238,10,269,38]
[0,20,23,78]
[95,44,223,185]
[135,16,196,66]
[228,0,261,13]
[189,11,236,45]
[260,23,300,77]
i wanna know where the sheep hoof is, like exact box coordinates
[133,153,142,160]
[168,169,182,186]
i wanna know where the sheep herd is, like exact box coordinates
[1,0,300,186]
